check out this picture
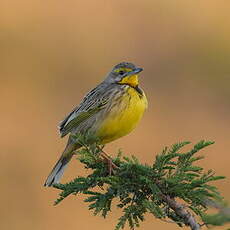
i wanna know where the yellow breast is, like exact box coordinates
[97,87,148,144]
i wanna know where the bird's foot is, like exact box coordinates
[99,149,118,175]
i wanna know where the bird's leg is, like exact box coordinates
[98,148,118,175]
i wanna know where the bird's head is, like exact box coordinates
[105,62,143,87]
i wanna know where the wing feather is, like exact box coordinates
[58,83,109,137]
[59,107,78,133]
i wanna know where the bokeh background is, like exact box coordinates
[1,1,230,229]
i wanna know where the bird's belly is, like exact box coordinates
[97,88,147,144]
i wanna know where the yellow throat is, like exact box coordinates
[118,73,139,88]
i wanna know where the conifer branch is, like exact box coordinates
[52,137,229,230]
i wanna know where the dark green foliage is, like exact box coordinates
[202,212,230,226]
[53,139,229,229]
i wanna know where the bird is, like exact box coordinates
[44,62,148,187]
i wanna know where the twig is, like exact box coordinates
[160,194,200,230]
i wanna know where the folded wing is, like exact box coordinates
[58,84,109,138]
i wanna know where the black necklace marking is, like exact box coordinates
[117,83,143,96]
[132,85,143,96]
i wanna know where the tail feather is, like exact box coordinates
[44,155,72,187]
[44,138,81,187]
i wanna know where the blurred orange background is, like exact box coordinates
[1,1,230,229]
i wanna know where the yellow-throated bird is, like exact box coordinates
[44,62,148,187]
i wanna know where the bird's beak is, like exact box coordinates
[125,67,143,77]
[133,67,143,74]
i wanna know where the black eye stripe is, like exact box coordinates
[119,70,125,75]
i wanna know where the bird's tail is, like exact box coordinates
[44,138,80,187]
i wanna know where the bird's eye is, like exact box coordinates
[119,70,125,75]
